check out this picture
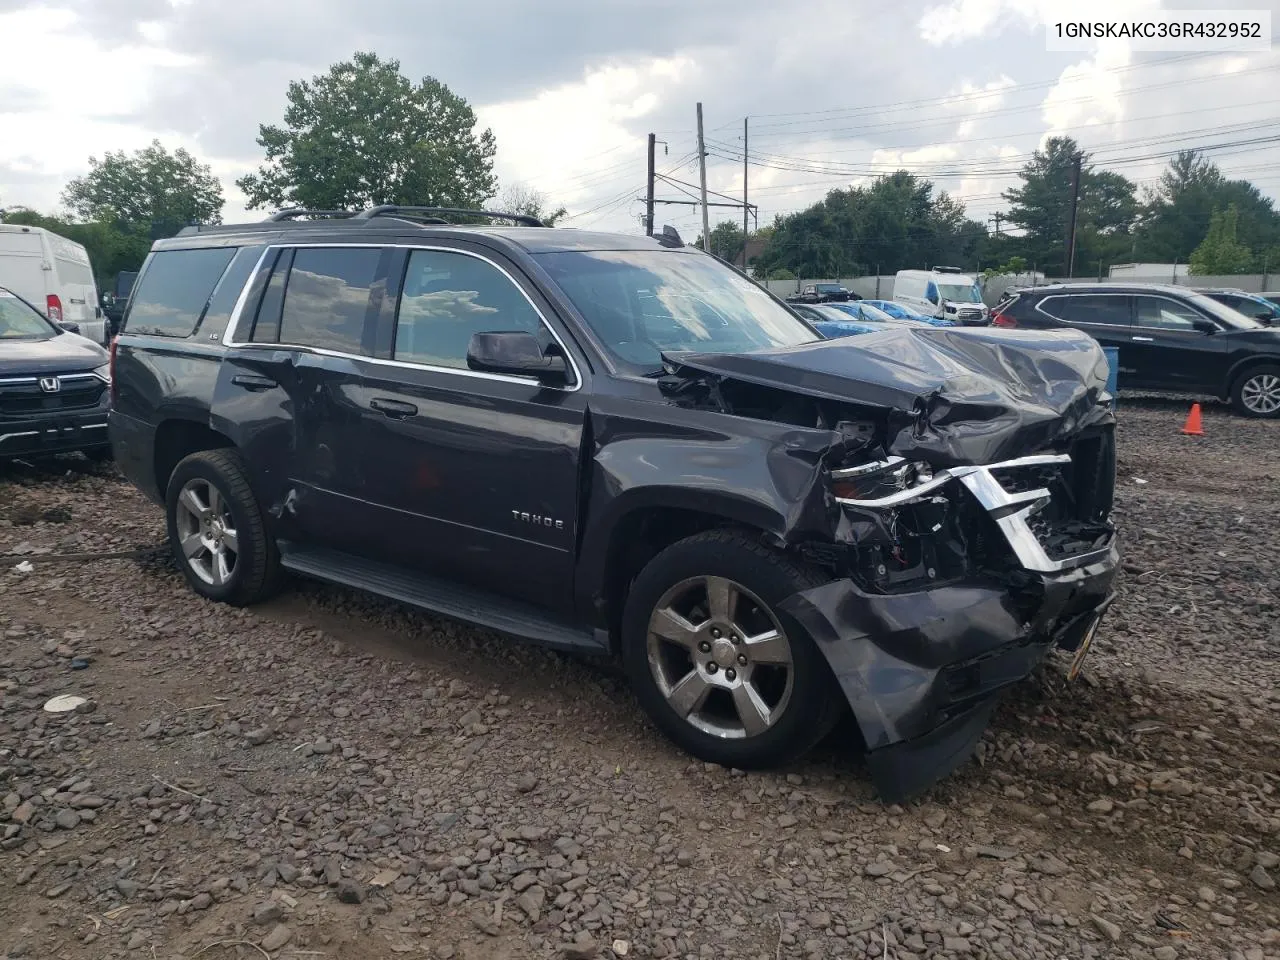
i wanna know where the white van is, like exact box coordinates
[0,224,105,344]
[893,267,989,325]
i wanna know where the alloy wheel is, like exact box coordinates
[645,575,794,739]
[1242,374,1280,414]
[174,478,239,587]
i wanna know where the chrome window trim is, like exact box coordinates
[221,242,582,393]
[0,430,41,445]
[1035,293,1131,328]
[835,453,1113,574]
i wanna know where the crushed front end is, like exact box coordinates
[660,327,1120,802]
[782,426,1118,803]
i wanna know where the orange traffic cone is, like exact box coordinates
[1181,403,1204,436]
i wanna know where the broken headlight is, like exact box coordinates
[830,457,937,504]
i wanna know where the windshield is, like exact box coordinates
[936,282,982,304]
[1185,292,1263,329]
[0,289,56,339]
[536,250,818,372]
[857,303,894,321]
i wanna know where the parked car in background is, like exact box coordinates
[103,270,139,338]
[1195,288,1280,326]
[859,299,956,327]
[0,224,106,345]
[893,267,989,325]
[0,285,112,461]
[791,303,925,338]
[994,282,1280,417]
[108,206,1117,802]
[788,282,856,304]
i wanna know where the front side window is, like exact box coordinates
[1134,296,1206,331]
[125,247,237,337]
[278,247,381,354]
[1041,294,1131,326]
[0,289,56,338]
[394,249,545,369]
[537,250,816,373]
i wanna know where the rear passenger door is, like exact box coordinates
[214,244,397,555]
[1034,293,1135,380]
[351,244,588,614]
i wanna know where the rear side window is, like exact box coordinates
[278,247,381,355]
[125,248,237,337]
[393,249,544,369]
[1039,294,1130,326]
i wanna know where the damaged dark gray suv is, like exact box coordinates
[108,207,1119,801]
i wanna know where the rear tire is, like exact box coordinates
[621,529,843,769]
[1231,365,1280,418]
[165,449,279,606]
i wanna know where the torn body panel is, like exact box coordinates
[781,547,1117,802]
[641,326,1120,801]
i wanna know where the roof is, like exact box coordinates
[1013,282,1206,296]
[156,217,691,256]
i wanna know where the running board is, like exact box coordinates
[277,543,604,653]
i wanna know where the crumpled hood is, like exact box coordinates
[0,333,107,376]
[662,325,1114,466]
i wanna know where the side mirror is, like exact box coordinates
[57,321,81,334]
[467,331,570,385]
[1191,318,1217,334]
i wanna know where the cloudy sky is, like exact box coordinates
[2,0,1278,238]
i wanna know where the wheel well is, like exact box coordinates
[153,420,234,497]
[602,508,763,655]
[1229,360,1280,395]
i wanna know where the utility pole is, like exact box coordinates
[741,117,749,270]
[645,133,656,237]
[1065,151,1082,278]
[696,102,710,253]
[990,212,1003,236]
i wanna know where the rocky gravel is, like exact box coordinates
[1,401,1279,960]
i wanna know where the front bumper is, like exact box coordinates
[781,545,1118,803]
[0,410,110,459]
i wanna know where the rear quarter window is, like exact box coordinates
[124,248,237,338]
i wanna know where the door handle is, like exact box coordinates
[1131,336,1154,342]
[231,374,278,391]
[369,398,418,419]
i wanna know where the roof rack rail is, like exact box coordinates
[351,206,545,227]
[266,209,356,222]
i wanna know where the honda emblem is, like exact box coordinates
[39,377,61,393]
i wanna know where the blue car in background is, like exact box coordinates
[859,299,956,326]
[788,302,915,339]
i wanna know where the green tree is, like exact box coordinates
[61,140,223,234]
[1135,150,1280,263]
[695,221,745,263]
[1189,204,1255,275]
[1001,137,1136,276]
[751,172,986,278]
[238,52,497,212]
[490,183,566,226]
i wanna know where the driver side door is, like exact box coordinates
[1127,294,1229,391]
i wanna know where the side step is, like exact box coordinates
[277,543,604,653]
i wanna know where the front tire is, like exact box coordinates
[165,449,279,606]
[621,530,843,769]
[1232,366,1280,418]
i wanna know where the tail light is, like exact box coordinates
[992,309,1016,328]
[109,336,118,405]
[46,294,63,323]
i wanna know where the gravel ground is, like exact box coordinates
[2,399,1278,960]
